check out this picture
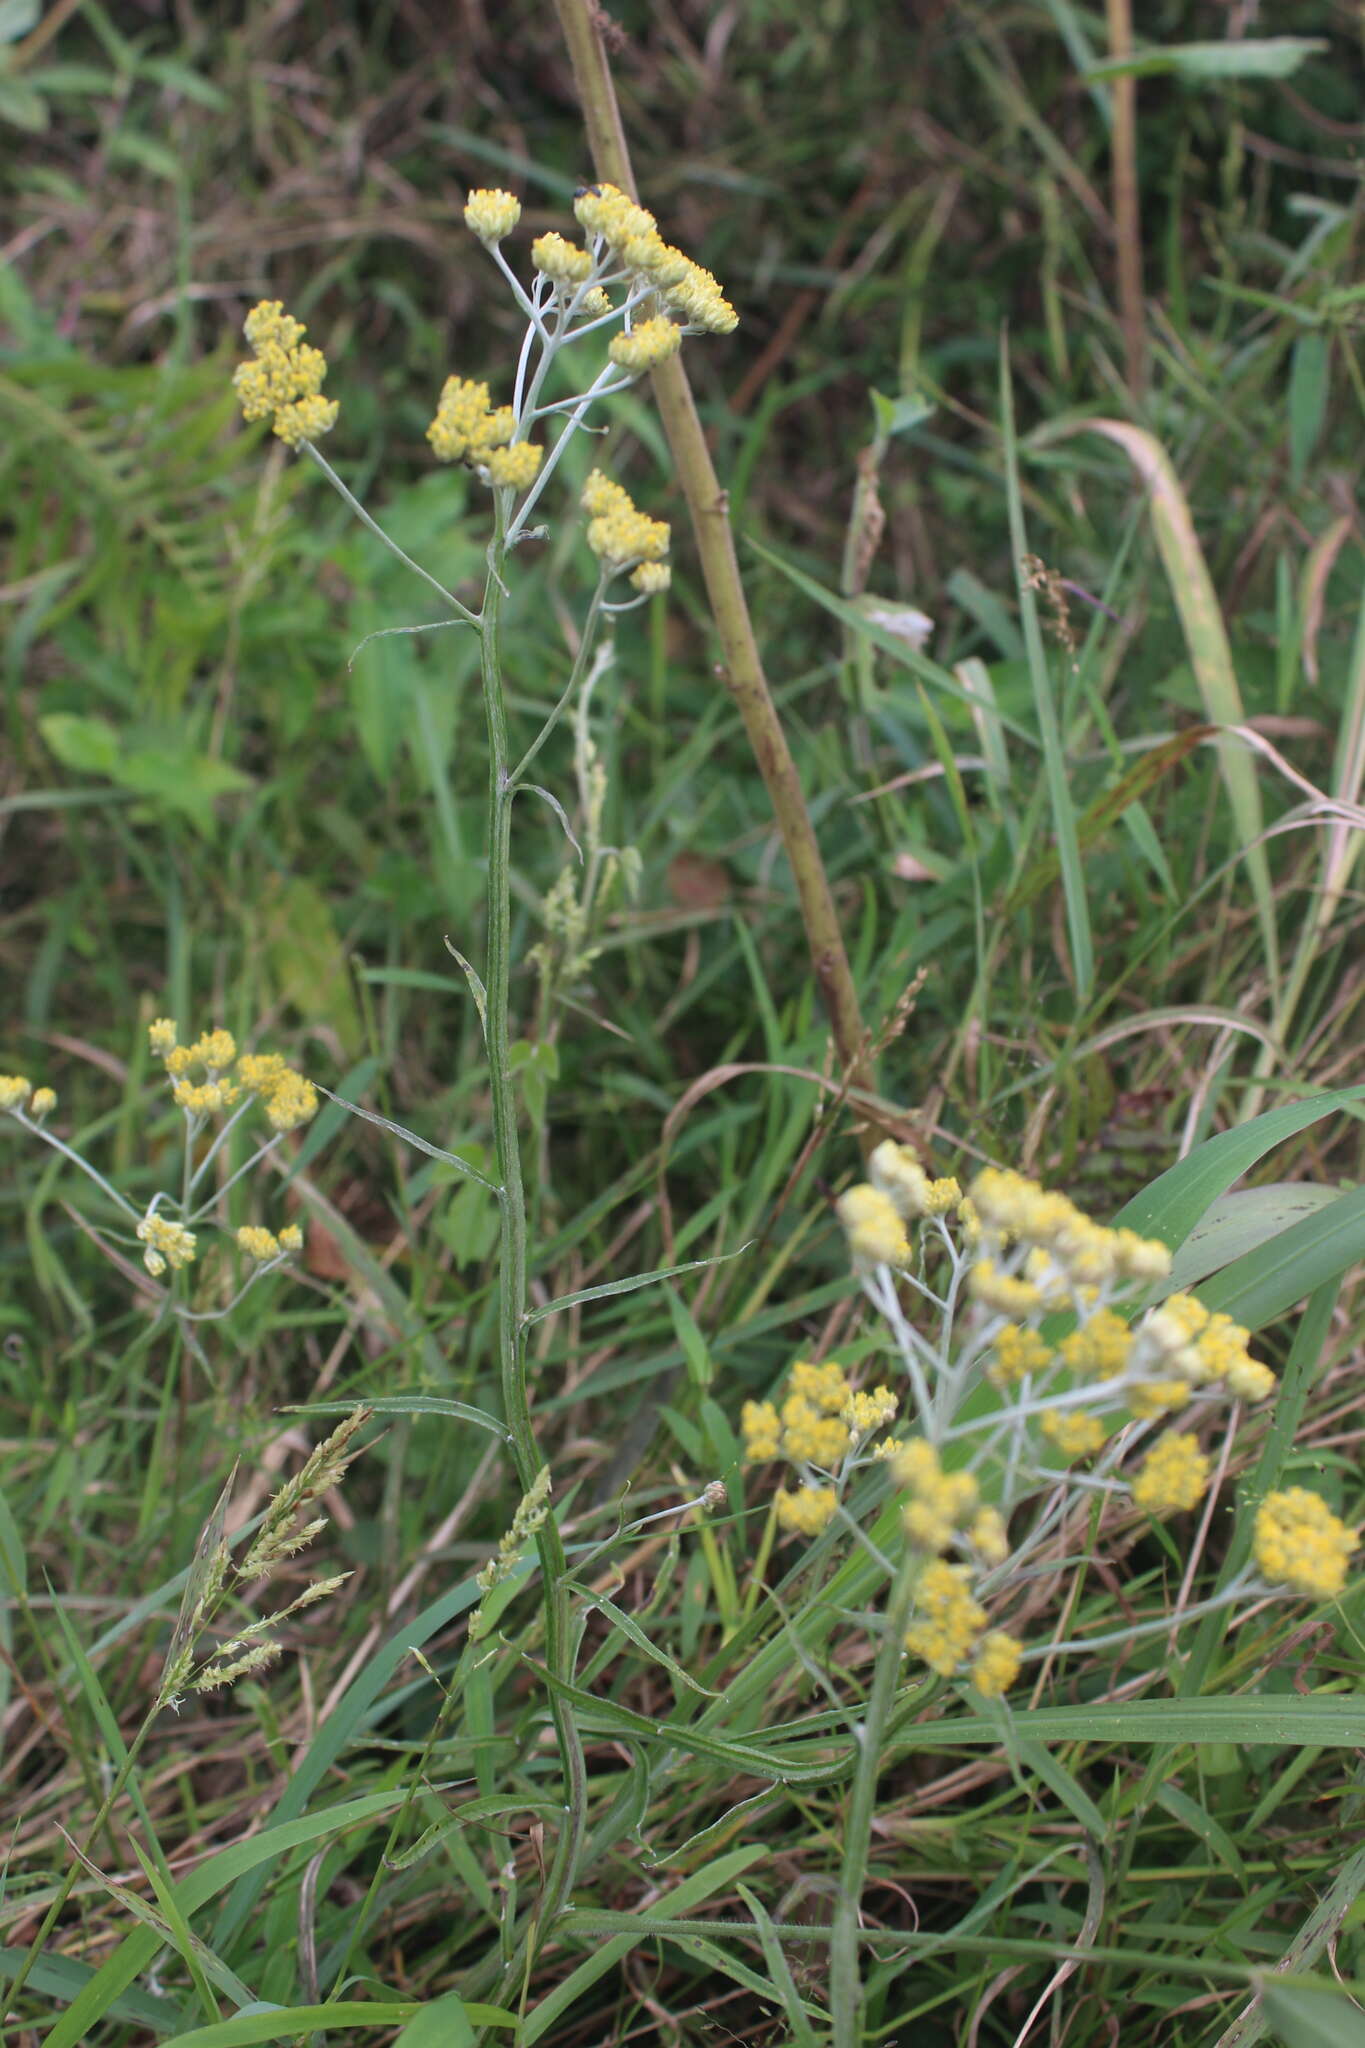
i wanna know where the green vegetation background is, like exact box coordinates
[2,2,1364,2043]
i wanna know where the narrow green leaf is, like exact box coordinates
[1000,338,1092,994]
[1083,37,1326,82]
[523,1244,750,1326]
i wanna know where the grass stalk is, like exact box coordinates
[551,0,881,1143]
[1105,0,1145,398]
[828,1557,919,2044]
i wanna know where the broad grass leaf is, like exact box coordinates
[1166,1184,1343,1293]
[1259,1984,1365,2048]
[1112,1087,1365,1248]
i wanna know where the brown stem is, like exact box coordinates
[552,0,884,1148]
[1106,0,1145,398]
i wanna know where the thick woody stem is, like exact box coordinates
[552,0,884,1149]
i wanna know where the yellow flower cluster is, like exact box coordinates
[464,188,521,242]
[0,1075,54,1119]
[233,301,339,448]
[1131,1432,1210,1516]
[986,1322,1053,1388]
[836,1184,910,1273]
[425,376,543,491]
[893,1440,1007,1562]
[1254,1488,1357,1600]
[150,1021,318,1133]
[775,1485,838,1536]
[572,182,738,334]
[236,1224,304,1263]
[608,316,683,373]
[869,1140,961,1220]
[1131,1293,1275,1404]
[532,231,593,285]
[901,1561,1023,1696]
[743,1360,898,1539]
[137,1209,198,1278]
[581,470,671,589]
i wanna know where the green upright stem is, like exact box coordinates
[829,1559,918,2046]
[478,533,588,1982]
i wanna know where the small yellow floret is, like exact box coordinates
[968,1258,1042,1318]
[967,1507,1010,1565]
[779,1392,850,1467]
[629,560,672,595]
[1131,1432,1210,1516]
[236,1226,281,1262]
[485,442,543,490]
[278,1223,304,1252]
[987,1323,1053,1388]
[836,1183,911,1272]
[262,1071,318,1132]
[1042,1409,1106,1458]
[844,1385,898,1435]
[608,316,684,372]
[971,1630,1023,1698]
[29,1086,56,1120]
[904,1560,987,1675]
[1059,1308,1131,1381]
[137,1212,198,1275]
[148,1018,178,1056]
[774,1484,838,1537]
[789,1360,849,1413]
[0,1075,33,1113]
[740,1399,781,1462]
[1128,1377,1190,1420]
[464,188,521,241]
[1253,1489,1356,1601]
[234,302,338,446]
[532,231,593,283]
[580,468,671,572]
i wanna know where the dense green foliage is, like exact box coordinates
[2,3,1364,2043]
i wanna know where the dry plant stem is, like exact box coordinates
[1106,0,1145,397]
[829,1557,920,2045]
[552,0,881,1146]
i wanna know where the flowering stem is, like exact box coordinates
[479,529,589,1981]
[17,1118,139,1219]
[302,444,481,627]
[829,1553,919,2044]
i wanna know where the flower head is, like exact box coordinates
[904,1560,987,1675]
[0,1075,33,1114]
[971,1630,1023,1698]
[774,1485,837,1537]
[580,470,670,574]
[137,1210,197,1277]
[1131,1432,1210,1516]
[233,301,338,447]
[1254,1489,1357,1601]
[608,317,684,374]
[532,231,593,284]
[836,1183,910,1273]
[464,188,521,242]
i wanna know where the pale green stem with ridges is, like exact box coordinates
[478,522,589,1994]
